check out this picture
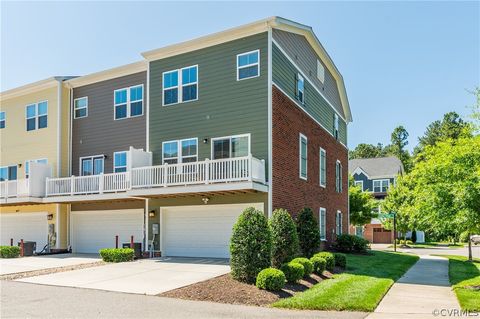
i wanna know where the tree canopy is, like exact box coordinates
[349,178,377,226]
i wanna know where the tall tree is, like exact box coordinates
[349,143,386,159]
[349,179,377,226]
[388,126,412,172]
[467,87,480,133]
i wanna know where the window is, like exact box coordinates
[163,65,198,106]
[80,156,104,176]
[319,148,326,187]
[162,138,198,164]
[319,208,326,241]
[26,101,48,131]
[237,50,260,80]
[0,165,17,181]
[297,73,305,103]
[212,134,249,159]
[0,111,5,129]
[355,226,363,237]
[114,152,128,172]
[25,159,47,178]
[114,85,143,119]
[334,113,339,140]
[336,211,342,235]
[74,97,88,119]
[354,180,364,191]
[373,179,390,193]
[335,160,343,192]
[299,134,307,180]
[317,60,325,83]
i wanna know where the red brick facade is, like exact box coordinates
[271,86,349,244]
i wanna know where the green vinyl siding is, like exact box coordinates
[272,43,347,145]
[149,32,269,176]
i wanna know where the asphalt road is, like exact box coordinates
[0,281,367,319]
[372,244,480,259]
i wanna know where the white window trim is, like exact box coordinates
[319,147,326,187]
[79,155,105,176]
[25,158,48,178]
[319,207,326,241]
[334,113,339,139]
[236,49,260,81]
[162,138,198,164]
[0,165,17,181]
[74,96,88,119]
[336,160,343,192]
[337,210,342,235]
[113,151,128,172]
[297,73,305,104]
[162,65,199,106]
[210,133,251,159]
[25,100,48,131]
[317,59,325,83]
[354,180,364,191]
[0,111,5,128]
[373,179,390,193]
[113,84,144,120]
[299,133,307,180]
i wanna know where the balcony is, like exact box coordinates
[44,155,267,202]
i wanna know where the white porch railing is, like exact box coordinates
[45,155,266,197]
[0,179,30,199]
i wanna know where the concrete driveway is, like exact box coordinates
[17,257,230,295]
[0,253,101,275]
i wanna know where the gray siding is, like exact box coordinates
[72,72,147,175]
[272,43,347,145]
[352,172,395,193]
[273,29,344,119]
[149,32,269,176]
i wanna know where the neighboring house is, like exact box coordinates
[0,17,352,258]
[0,77,73,252]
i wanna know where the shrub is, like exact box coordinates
[310,256,326,275]
[333,253,347,268]
[230,207,272,283]
[255,268,286,291]
[269,208,299,268]
[406,240,413,245]
[314,252,335,271]
[291,257,313,276]
[280,262,304,283]
[0,246,20,258]
[459,231,470,243]
[295,207,320,258]
[333,234,370,253]
[99,248,134,262]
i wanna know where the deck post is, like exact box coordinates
[70,175,75,195]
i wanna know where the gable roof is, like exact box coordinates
[0,76,76,101]
[349,156,404,179]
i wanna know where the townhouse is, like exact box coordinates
[0,17,352,258]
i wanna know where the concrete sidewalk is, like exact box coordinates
[0,254,100,275]
[367,255,460,318]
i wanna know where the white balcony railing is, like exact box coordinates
[45,155,266,197]
[0,179,30,199]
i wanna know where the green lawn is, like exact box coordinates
[389,242,464,249]
[437,255,480,311]
[272,251,419,311]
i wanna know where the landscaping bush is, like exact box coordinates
[314,252,335,271]
[291,257,313,276]
[255,268,286,291]
[333,234,370,253]
[99,248,134,262]
[295,207,320,258]
[230,207,272,283]
[0,246,20,258]
[333,253,347,268]
[310,256,326,275]
[280,262,304,283]
[406,240,413,245]
[269,208,299,268]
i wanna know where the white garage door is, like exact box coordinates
[71,209,144,254]
[162,203,264,258]
[0,212,48,252]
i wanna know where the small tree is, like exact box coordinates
[270,208,299,268]
[296,207,321,258]
[349,177,377,226]
[230,207,272,283]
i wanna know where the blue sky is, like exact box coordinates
[1,1,479,151]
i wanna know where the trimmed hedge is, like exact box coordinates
[99,248,134,262]
[280,262,304,283]
[296,208,321,258]
[270,208,299,268]
[0,246,20,258]
[334,253,347,268]
[314,252,335,271]
[333,234,370,253]
[256,268,286,291]
[291,257,313,276]
[310,256,326,275]
[230,207,272,283]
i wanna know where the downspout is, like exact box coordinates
[267,25,273,218]
[56,80,62,177]
[145,62,150,251]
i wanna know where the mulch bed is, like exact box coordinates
[0,261,107,281]
[160,271,335,306]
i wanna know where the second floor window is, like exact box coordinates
[114,85,143,120]
[354,180,364,191]
[162,138,198,164]
[114,151,128,172]
[335,160,343,192]
[237,50,259,80]
[0,111,5,129]
[319,208,326,240]
[373,179,390,193]
[74,97,88,119]
[299,134,307,180]
[26,101,48,131]
[163,65,198,106]
[297,73,305,104]
[212,134,249,160]
[319,148,326,187]
[80,156,104,176]
[0,165,17,181]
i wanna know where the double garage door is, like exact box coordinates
[0,213,48,252]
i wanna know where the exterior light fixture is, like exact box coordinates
[149,210,156,218]
[202,197,210,204]
[47,214,53,221]
[203,138,209,144]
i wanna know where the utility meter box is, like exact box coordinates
[152,223,159,235]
